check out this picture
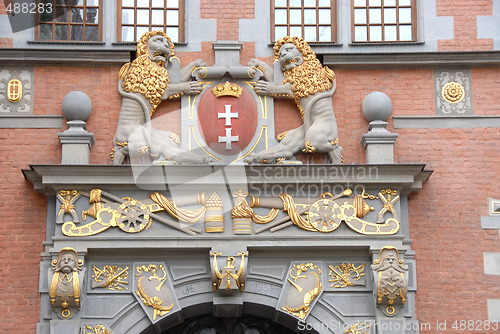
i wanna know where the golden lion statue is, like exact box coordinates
[112,31,206,164]
[246,36,343,164]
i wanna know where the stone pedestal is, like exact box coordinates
[58,120,95,164]
[361,92,398,164]
[213,41,242,66]
[362,120,399,164]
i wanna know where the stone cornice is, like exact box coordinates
[0,48,131,66]
[393,115,500,129]
[2,49,499,68]
[23,164,432,195]
[324,51,500,69]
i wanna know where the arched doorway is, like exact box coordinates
[160,315,318,334]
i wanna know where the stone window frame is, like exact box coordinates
[116,0,185,43]
[271,0,337,43]
[35,0,103,42]
[351,0,417,43]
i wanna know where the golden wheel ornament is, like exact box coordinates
[308,198,342,233]
[442,82,465,103]
[115,200,151,233]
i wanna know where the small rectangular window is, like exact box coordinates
[36,0,102,42]
[352,0,416,42]
[117,0,184,43]
[272,0,337,43]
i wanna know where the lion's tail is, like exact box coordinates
[325,66,336,82]
[118,62,130,80]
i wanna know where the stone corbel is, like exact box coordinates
[48,247,85,319]
[372,246,408,317]
[210,250,248,293]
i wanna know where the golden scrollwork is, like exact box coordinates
[92,265,129,291]
[442,81,465,103]
[136,264,174,320]
[281,263,322,320]
[212,81,243,98]
[329,263,366,288]
[344,322,372,334]
[63,190,208,237]
[252,188,400,236]
[210,251,248,292]
[83,325,110,334]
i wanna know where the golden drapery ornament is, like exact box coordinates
[231,199,279,224]
[149,192,206,223]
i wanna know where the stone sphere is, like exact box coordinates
[362,92,392,122]
[62,91,92,121]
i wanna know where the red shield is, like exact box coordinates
[197,83,258,156]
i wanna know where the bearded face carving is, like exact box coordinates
[49,247,85,319]
[372,246,408,317]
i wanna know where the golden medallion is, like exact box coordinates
[442,81,465,103]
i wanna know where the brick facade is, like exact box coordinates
[0,1,499,333]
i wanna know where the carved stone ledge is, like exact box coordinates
[324,51,500,69]
[22,164,432,195]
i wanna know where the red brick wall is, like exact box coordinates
[274,65,500,333]
[0,0,7,14]
[472,68,500,115]
[0,132,51,333]
[2,63,500,334]
[397,127,500,333]
[437,0,494,51]
[2,1,500,332]
[200,0,254,41]
[0,38,12,47]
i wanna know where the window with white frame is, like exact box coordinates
[272,0,336,43]
[118,0,184,43]
[352,0,416,42]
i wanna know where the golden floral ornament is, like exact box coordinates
[442,81,465,103]
[212,81,242,98]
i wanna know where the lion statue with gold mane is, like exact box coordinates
[112,30,206,164]
[246,36,343,164]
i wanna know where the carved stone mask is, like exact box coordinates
[52,248,82,273]
[278,43,303,71]
[60,255,76,274]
